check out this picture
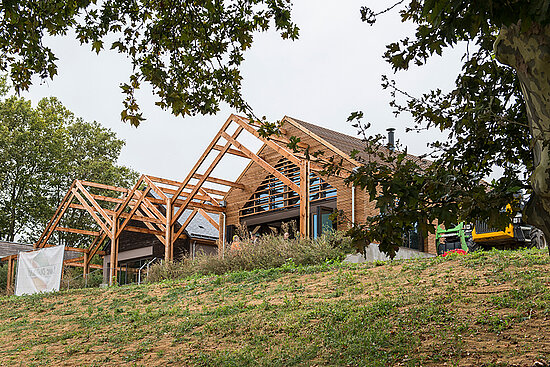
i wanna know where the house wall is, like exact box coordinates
[224,120,374,232]
[224,119,437,255]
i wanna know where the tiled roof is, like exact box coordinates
[148,190,219,240]
[177,210,219,241]
[287,117,431,168]
[0,241,33,258]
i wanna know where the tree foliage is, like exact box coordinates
[0,80,137,243]
[0,0,298,126]
[346,1,550,257]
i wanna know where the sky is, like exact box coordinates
[21,1,467,184]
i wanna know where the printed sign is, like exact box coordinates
[15,245,65,296]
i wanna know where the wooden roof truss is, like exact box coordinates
[4,114,334,288]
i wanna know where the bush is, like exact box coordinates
[147,230,352,283]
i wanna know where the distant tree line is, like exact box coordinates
[0,76,137,245]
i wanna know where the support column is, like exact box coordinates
[218,213,225,250]
[6,256,14,295]
[83,251,89,278]
[165,199,173,262]
[299,160,310,238]
[109,216,118,285]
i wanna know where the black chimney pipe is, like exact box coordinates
[387,128,395,151]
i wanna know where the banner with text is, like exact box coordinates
[15,245,65,296]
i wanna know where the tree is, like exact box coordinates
[0,83,137,244]
[0,1,297,126]
[341,2,550,256]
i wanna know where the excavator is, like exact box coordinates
[435,211,547,256]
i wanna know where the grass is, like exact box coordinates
[0,248,549,366]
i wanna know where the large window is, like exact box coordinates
[241,159,336,217]
[312,206,335,238]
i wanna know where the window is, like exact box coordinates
[241,159,337,217]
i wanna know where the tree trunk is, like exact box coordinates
[494,22,550,250]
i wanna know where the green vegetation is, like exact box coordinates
[346,3,550,257]
[0,77,137,244]
[0,248,549,366]
[148,229,352,283]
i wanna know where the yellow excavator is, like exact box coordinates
[436,207,547,255]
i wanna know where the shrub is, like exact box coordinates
[147,230,352,283]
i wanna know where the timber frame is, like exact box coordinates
[3,114,334,288]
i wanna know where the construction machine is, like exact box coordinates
[435,215,547,256]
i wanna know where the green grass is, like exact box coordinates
[0,248,549,366]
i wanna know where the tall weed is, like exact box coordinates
[147,230,352,283]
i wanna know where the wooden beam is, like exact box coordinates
[233,115,301,165]
[36,183,76,248]
[268,135,310,150]
[124,225,187,238]
[198,209,219,230]
[69,204,165,225]
[75,181,112,225]
[173,209,198,241]
[199,187,220,206]
[158,186,214,202]
[72,188,112,235]
[170,115,236,205]
[88,232,108,260]
[146,176,228,197]
[165,198,173,262]
[83,251,89,277]
[109,212,117,285]
[116,186,151,238]
[172,126,244,225]
[221,131,300,193]
[192,174,246,190]
[135,207,168,246]
[299,160,310,238]
[139,195,167,226]
[54,227,101,237]
[212,144,249,158]
[152,197,226,213]
[146,175,184,187]
[6,256,13,294]
[64,262,103,270]
[90,194,125,204]
[78,180,128,193]
[64,256,85,263]
[143,175,169,201]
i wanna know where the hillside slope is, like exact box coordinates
[0,250,549,366]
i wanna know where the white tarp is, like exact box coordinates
[15,245,65,296]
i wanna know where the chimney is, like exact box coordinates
[386,128,395,151]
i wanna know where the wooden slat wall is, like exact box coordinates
[225,121,363,231]
[224,119,436,254]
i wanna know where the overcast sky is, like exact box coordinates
[21,1,466,183]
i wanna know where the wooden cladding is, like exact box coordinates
[240,158,336,217]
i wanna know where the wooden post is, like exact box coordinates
[83,251,89,278]
[6,256,14,295]
[165,198,173,262]
[110,216,118,285]
[218,213,225,251]
[299,160,310,238]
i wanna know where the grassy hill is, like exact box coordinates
[0,249,549,366]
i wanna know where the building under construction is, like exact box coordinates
[2,114,436,288]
